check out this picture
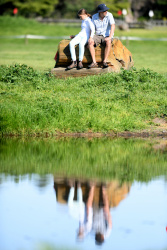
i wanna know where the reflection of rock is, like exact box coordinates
[152,140,167,152]
[54,177,131,208]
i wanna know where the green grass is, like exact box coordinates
[0,16,167,72]
[128,40,167,73]
[0,39,60,71]
[0,39,167,73]
[0,64,167,135]
[1,16,167,38]
[0,16,167,135]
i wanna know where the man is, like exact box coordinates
[88,3,115,68]
[77,183,112,245]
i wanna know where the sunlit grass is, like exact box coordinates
[0,16,167,72]
[0,64,167,135]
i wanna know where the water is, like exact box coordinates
[0,138,167,250]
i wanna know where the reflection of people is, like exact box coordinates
[88,4,115,68]
[67,181,85,228]
[54,178,114,245]
[67,9,95,70]
[78,183,112,245]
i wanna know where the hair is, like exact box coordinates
[95,232,104,245]
[77,8,92,18]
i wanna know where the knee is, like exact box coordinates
[69,41,74,49]
[105,40,111,48]
[88,40,94,47]
[79,41,86,48]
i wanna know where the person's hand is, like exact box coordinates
[70,35,75,39]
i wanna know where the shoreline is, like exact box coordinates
[1,128,167,139]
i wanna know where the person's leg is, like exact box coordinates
[88,41,96,63]
[102,186,112,227]
[78,37,87,62]
[102,186,109,211]
[67,35,82,69]
[103,39,111,63]
[67,186,75,207]
[69,34,82,61]
[77,183,83,205]
[88,35,100,68]
[86,185,95,209]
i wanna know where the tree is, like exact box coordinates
[154,0,167,19]
[93,0,130,18]
[0,0,58,17]
[55,0,96,18]
[131,0,167,19]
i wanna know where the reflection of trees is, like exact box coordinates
[0,174,52,189]
[54,176,131,208]
[32,174,52,189]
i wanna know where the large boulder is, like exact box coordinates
[52,38,134,77]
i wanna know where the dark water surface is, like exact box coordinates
[0,137,167,250]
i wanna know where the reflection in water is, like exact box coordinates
[54,177,131,245]
[0,137,167,249]
[0,137,167,183]
[0,173,166,250]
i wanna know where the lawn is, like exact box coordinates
[0,17,167,136]
[0,16,167,73]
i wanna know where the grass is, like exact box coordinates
[0,16,167,72]
[0,16,167,135]
[1,16,167,38]
[0,39,60,71]
[0,64,167,135]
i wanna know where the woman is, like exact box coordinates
[67,9,95,70]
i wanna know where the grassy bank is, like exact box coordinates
[0,64,167,135]
[0,17,167,135]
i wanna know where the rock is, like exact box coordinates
[52,38,134,78]
[118,22,129,31]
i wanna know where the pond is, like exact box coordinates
[0,137,167,250]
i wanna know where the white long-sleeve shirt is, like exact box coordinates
[78,17,95,40]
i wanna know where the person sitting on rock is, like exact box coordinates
[88,4,115,69]
[67,9,95,70]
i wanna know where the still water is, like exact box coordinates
[0,137,167,250]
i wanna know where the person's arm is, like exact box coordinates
[105,24,115,41]
[105,13,115,41]
[104,210,112,239]
[89,19,95,38]
[88,22,95,43]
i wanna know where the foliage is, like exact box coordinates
[0,64,167,135]
[55,0,96,18]
[0,0,58,17]
[102,0,130,18]
[0,137,167,182]
[55,0,130,18]
[1,0,167,19]
[154,0,167,19]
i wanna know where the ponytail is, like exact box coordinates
[77,9,92,19]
